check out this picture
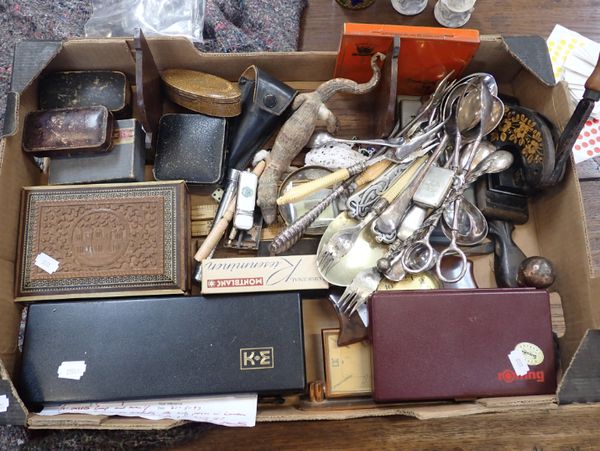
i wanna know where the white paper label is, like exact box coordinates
[508,349,530,376]
[57,361,87,380]
[0,395,9,413]
[39,393,258,427]
[34,252,60,274]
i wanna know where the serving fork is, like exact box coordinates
[316,156,425,275]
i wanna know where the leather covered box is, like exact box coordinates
[19,293,305,407]
[369,289,557,402]
[153,113,226,185]
[38,70,131,117]
[15,181,190,301]
[48,119,146,185]
[22,106,114,157]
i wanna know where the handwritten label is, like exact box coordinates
[34,253,60,274]
[39,394,258,427]
[0,395,9,413]
[57,361,87,380]
[508,349,530,376]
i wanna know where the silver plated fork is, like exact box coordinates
[337,267,383,316]
[317,197,389,275]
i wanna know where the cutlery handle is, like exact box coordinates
[585,52,600,93]
[488,219,526,288]
[355,159,392,185]
[277,167,353,205]
[269,182,350,255]
[194,161,266,262]
[381,155,426,202]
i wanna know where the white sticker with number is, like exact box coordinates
[34,252,60,274]
[508,349,530,376]
[57,361,87,380]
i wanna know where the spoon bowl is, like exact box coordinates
[442,198,489,245]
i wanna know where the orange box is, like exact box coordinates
[335,23,480,95]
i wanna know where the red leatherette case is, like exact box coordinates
[369,288,556,402]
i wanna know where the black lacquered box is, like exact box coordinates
[20,293,305,407]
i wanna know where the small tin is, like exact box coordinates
[22,106,114,157]
[153,113,226,185]
[161,69,241,117]
[39,71,131,117]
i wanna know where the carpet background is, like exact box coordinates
[0,0,306,449]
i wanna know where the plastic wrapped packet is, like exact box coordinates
[85,0,205,43]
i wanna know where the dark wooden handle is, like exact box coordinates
[488,220,527,288]
[585,53,600,93]
[328,292,368,346]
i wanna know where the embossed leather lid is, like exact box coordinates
[369,288,557,402]
[15,181,190,301]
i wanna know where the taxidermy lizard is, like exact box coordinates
[257,52,385,224]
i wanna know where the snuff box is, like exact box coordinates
[22,106,114,157]
[15,181,190,301]
[38,70,131,116]
[153,113,226,185]
[161,69,241,117]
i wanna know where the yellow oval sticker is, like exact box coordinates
[515,342,545,366]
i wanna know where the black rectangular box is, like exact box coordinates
[48,119,145,185]
[20,293,305,407]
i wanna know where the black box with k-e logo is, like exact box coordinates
[20,293,305,407]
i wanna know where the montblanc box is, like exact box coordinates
[201,255,328,294]
[19,293,305,407]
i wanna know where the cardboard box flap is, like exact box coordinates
[467,35,555,89]
[2,92,19,138]
[0,359,28,426]
[558,330,600,404]
[503,36,556,87]
[256,395,556,422]
[11,41,63,93]
[48,37,337,83]
[27,413,185,430]
[45,39,136,80]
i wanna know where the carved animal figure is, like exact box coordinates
[257,53,385,224]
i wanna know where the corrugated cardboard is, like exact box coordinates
[0,34,598,429]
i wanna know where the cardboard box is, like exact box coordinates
[0,35,599,430]
[201,255,328,294]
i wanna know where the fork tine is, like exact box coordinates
[316,248,328,266]
[323,254,337,274]
[318,251,333,274]
[317,249,332,269]
[338,289,355,312]
[344,293,360,315]
[341,292,358,315]
[349,296,366,316]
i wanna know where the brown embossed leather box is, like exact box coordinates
[15,181,190,301]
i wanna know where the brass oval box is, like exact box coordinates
[161,69,242,117]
